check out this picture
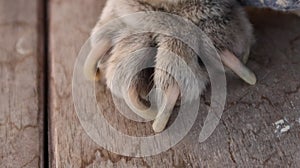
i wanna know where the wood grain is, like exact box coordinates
[0,0,44,167]
[49,0,300,167]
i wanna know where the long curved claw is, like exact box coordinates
[152,84,180,133]
[221,50,257,85]
[125,86,157,120]
[84,39,111,81]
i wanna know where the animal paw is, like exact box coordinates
[83,7,257,132]
[84,33,208,132]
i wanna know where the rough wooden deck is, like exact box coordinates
[0,0,44,167]
[1,0,300,167]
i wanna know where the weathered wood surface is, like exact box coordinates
[0,0,44,167]
[48,0,107,167]
[49,0,300,167]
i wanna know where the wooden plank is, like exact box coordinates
[0,0,44,167]
[49,0,300,166]
[48,1,107,167]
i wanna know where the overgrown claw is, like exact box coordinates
[84,39,111,81]
[125,86,157,120]
[152,84,180,132]
[221,50,257,85]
